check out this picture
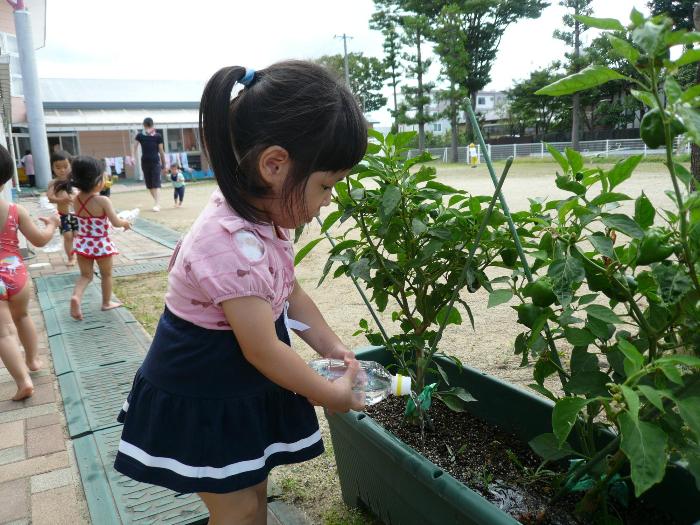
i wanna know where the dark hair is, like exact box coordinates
[57,156,103,194]
[199,60,368,223]
[51,150,71,167]
[143,117,154,128]
[0,145,14,186]
[24,150,31,156]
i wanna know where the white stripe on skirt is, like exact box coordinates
[118,429,321,479]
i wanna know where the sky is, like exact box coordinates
[34,0,651,127]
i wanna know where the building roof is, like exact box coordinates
[18,107,200,131]
[40,78,204,109]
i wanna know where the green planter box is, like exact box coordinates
[326,347,699,525]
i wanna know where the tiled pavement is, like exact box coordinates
[0,193,309,524]
[0,193,170,525]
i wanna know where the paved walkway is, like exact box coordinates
[0,195,309,524]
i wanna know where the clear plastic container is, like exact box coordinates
[117,208,140,223]
[308,358,411,406]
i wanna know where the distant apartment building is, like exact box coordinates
[399,89,509,137]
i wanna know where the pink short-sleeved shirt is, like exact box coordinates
[165,189,296,330]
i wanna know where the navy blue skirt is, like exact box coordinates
[113,306,323,494]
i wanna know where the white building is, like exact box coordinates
[399,90,509,137]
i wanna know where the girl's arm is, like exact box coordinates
[99,196,130,230]
[286,280,354,361]
[222,296,363,413]
[17,206,60,247]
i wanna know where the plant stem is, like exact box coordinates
[427,158,512,358]
[651,75,700,295]
[316,216,394,351]
[465,103,568,385]
[578,449,627,516]
[553,436,621,502]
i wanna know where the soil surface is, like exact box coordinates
[365,397,676,525]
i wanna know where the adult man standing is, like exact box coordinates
[134,118,166,211]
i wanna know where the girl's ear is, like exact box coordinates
[258,146,290,189]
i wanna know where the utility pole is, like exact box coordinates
[334,33,353,86]
[7,0,51,189]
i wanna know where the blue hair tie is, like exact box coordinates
[240,68,256,87]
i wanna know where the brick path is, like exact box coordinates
[0,195,170,525]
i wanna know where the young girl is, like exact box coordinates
[0,145,60,400]
[59,156,131,320]
[114,61,367,524]
[46,151,77,265]
[169,163,186,207]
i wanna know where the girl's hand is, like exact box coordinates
[327,358,365,413]
[327,345,355,363]
[39,214,60,228]
[121,220,132,231]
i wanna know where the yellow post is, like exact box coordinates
[469,143,479,168]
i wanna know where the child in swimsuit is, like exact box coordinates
[0,145,60,400]
[46,150,77,265]
[60,156,131,320]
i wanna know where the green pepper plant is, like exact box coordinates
[297,130,513,418]
[487,9,700,517]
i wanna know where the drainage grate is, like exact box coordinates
[43,303,136,337]
[59,361,142,437]
[111,260,169,277]
[75,426,208,524]
[50,323,150,375]
[132,218,182,250]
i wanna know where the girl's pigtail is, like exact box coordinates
[199,66,248,213]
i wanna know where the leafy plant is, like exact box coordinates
[297,129,512,418]
[488,9,700,517]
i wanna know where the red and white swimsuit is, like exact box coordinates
[73,194,118,259]
[0,204,28,300]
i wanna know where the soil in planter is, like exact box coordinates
[364,397,677,525]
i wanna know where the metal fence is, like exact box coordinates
[407,137,692,163]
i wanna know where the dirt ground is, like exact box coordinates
[111,160,678,524]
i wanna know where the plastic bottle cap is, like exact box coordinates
[391,374,411,396]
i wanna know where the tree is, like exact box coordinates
[432,4,470,161]
[507,67,569,137]
[554,0,593,151]
[370,1,404,133]
[578,34,646,133]
[411,0,549,140]
[396,14,435,152]
[315,53,388,113]
[647,0,697,29]
[649,0,700,186]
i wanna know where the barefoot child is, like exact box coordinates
[0,145,60,400]
[169,163,185,207]
[61,156,131,320]
[114,62,367,524]
[46,151,77,265]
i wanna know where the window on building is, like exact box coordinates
[47,134,79,156]
[477,96,486,106]
[60,136,79,156]
[432,123,442,132]
[165,128,184,152]
[183,128,200,151]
